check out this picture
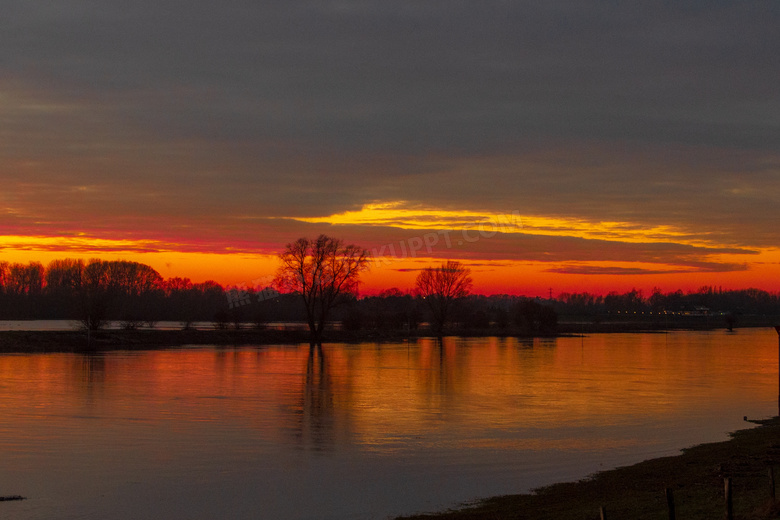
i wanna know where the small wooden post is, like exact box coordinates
[599,505,607,520]
[725,477,733,520]
[775,326,780,416]
[770,467,776,502]
[666,487,676,520]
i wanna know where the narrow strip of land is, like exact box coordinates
[0,328,463,352]
[0,328,316,352]
[3,321,777,353]
[395,418,780,520]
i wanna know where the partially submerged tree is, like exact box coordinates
[415,260,473,334]
[274,234,369,345]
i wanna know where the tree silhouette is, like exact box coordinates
[75,259,164,330]
[46,259,85,319]
[274,234,369,345]
[515,299,558,335]
[1,262,46,317]
[415,260,472,334]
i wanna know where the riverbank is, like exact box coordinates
[0,327,468,352]
[0,328,313,352]
[395,417,780,520]
[0,320,775,352]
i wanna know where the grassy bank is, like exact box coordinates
[395,418,780,520]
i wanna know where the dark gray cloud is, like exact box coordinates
[4,0,777,148]
[1,1,779,254]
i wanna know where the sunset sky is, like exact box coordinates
[1,1,778,296]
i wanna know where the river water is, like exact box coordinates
[0,329,776,519]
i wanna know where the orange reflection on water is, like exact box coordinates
[0,331,776,456]
[0,331,778,520]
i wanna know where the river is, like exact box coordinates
[0,329,776,519]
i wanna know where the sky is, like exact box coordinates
[1,1,779,296]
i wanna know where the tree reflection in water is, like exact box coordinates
[294,345,335,451]
[78,352,106,406]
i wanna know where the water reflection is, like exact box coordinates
[79,353,106,385]
[295,345,335,450]
[0,331,777,520]
[77,353,106,408]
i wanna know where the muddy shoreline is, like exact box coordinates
[394,417,780,520]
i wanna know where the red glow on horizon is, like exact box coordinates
[2,238,779,298]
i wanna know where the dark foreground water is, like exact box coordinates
[0,329,776,519]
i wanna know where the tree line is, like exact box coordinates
[0,248,559,339]
[3,235,779,342]
[0,259,226,329]
[555,287,780,317]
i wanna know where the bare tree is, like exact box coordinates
[6,262,45,296]
[2,262,46,318]
[274,234,369,345]
[415,260,473,334]
[77,259,164,330]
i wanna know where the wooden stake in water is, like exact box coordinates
[725,477,733,520]
[775,326,780,416]
[665,488,676,520]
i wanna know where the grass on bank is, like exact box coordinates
[395,418,780,520]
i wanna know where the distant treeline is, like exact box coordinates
[0,258,356,330]
[338,290,559,335]
[554,287,780,317]
[1,259,778,332]
[0,259,230,329]
[338,287,780,333]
